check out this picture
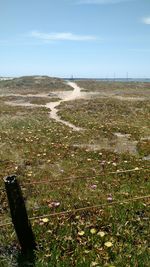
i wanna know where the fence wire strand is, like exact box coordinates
[0,194,149,228]
[0,167,149,191]
[15,167,150,188]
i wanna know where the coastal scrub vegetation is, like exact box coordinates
[0,77,149,266]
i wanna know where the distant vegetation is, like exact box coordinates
[0,76,71,94]
[77,79,150,96]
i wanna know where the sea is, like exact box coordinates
[70,78,150,83]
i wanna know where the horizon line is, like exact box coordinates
[1,76,150,80]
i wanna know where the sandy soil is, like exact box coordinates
[46,82,84,131]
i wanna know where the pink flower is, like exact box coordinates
[90,184,97,190]
[107,195,113,202]
[48,201,60,208]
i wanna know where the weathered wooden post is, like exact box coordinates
[4,175,36,253]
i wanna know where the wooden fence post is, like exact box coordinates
[4,175,36,252]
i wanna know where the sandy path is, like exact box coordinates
[46,82,83,131]
[3,82,84,131]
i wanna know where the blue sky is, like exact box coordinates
[0,0,150,78]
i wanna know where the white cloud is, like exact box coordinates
[142,17,150,25]
[30,31,98,41]
[77,0,133,5]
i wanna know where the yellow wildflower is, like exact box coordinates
[97,231,105,237]
[104,241,113,248]
[90,228,97,234]
[134,167,139,170]
[41,218,49,223]
[91,262,99,267]
[78,231,85,236]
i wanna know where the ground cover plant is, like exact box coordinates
[0,77,150,266]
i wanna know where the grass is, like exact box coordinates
[0,76,71,95]
[0,96,61,105]
[0,78,150,266]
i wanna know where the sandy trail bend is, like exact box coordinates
[46,82,83,131]
[3,82,84,131]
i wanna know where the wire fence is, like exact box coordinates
[0,167,149,229]
[21,167,150,187]
[0,194,150,228]
[0,167,149,190]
